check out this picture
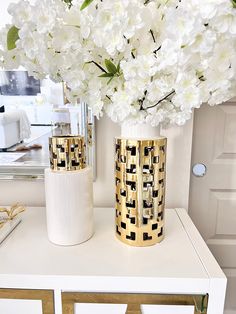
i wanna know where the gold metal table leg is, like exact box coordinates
[62,301,74,314]
[126,303,141,314]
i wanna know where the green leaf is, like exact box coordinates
[117,61,120,73]
[80,0,94,10]
[105,59,117,75]
[99,73,114,78]
[107,77,114,85]
[232,0,236,8]
[7,26,19,50]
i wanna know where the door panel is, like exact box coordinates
[189,103,236,314]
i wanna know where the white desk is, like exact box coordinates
[0,208,226,314]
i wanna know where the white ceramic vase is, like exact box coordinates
[45,167,94,246]
[121,123,161,139]
[44,135,94,246]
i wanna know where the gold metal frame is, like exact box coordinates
[0,289,54,314]
[62,292,208,314]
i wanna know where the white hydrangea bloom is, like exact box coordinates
[1,0,236,127]
[8,0,32,29]
[106,90,137,123]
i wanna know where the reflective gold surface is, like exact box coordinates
[115,137,167,246]
[62,292,208,314]
[49,136,86,171]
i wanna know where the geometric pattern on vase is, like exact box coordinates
[49,135,86,171]
[115,137,167,246]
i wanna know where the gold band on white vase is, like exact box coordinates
[49,135,86,171]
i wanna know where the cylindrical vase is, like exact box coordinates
[49,135,86,171]
[45,167,93,246]
[45,135,94,246]
[115,124,167,247]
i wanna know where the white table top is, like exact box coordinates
[0,208,226,294]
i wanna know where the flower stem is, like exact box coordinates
[89,61,107,73]
[145,90,175,110]
[153,45,161,54]
[150,29,156,43]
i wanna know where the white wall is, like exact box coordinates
[0,0,14,27]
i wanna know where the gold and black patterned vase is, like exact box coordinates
[49,135,86,171]
[115,125,167,247]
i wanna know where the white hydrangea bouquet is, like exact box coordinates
[1,0,236,127]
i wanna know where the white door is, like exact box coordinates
[189,102,236,314]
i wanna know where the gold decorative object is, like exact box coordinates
[49,135,86,171]
[0,204,25,228]
[62,292,208,314]
[115,137,167,246]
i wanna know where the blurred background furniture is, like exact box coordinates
[0,109,30,150]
